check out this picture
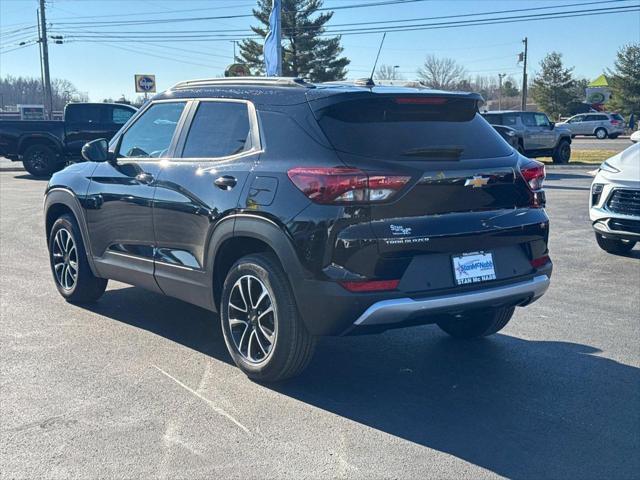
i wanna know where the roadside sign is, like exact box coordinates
[17,104,45,120]
[135,74,156,93]
[225,64,250,77]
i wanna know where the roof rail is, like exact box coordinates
[171,76,315,90]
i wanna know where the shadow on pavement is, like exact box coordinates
[13,174,50,181]
[88,285,640,480]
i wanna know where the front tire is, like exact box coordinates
[595,128,608,140]
[220,253,316,382]
[552,139,571,164]
[49,214,107,303]
[22,144,61,177]
[437,306,515,338]
[595,233,636,254]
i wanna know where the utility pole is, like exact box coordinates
[520,37,528,111]
[231,40,237,63]
[38,0,53,119]
[498,73,506,110]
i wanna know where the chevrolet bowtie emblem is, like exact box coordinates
[464,175,490,188]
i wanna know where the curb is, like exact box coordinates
[0,167,26,172]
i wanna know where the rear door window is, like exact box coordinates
[66,104,103,123]
[314,96,512,160]
[111,106,135,125]
[181,101,251,158]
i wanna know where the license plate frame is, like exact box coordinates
[452,252,497,286]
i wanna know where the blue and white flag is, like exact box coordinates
[264,0,282,76]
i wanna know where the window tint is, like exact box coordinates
[112,106,134,125]
[585,114,607,121]
[182,101,251,158]
[66,104,103,123]
[611,113,624,121]
[482,113,502,125]
[522,113,537,127]
[534,113,549,127]
[503,113,518,126]
[118,102,185,158]
[315,96,512,160]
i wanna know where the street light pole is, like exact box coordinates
[393,65,400,80]
[498,73,506,110]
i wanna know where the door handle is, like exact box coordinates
[135,172,154,185]
[214,175,237,190]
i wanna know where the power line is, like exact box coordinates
[49,0,432,26]
[50,4,639,41]
[52,0,624,33]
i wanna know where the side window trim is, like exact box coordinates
[173,98,262,162]
[114,99,192,160]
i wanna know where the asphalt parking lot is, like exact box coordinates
[1,169,638,479]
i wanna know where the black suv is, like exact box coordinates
[44,77,552,381]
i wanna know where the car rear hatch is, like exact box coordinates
[306,89,549,293]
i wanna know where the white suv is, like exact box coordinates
[558,113,625,139]
[590,143,640,254]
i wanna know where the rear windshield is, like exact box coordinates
[315,97,512,160]
[611,113,624,121]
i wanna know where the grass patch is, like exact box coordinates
[539,149,617,164]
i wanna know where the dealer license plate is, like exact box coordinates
[452,252,496,285]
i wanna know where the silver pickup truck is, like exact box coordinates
[482,111,573,164]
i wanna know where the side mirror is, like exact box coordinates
[81,138,109,162]
[549,122,555,129]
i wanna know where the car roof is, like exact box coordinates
[156,76,483,105]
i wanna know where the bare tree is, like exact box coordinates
[375,64,404,80]
[417,55,466,90]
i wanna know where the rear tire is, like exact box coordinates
[220,253,316,382]
[49,214,107,303]
[595,233,636,254]
[22,144,60,177]
[437,306,515,339]
[595,128,608,140]
[552,139,571,164]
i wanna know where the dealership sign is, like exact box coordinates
[135,74,156,93]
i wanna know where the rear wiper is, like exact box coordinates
[401,147,464,160]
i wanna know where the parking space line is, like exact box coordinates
[152,364,250,434]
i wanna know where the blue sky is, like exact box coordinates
[1,0,638,101]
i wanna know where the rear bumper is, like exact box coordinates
[293,265,552,336]
[353,274,549,327]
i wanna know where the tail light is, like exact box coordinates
[287,167,410,204]
[339,279,400,292]
[611,119,621,126]
[530,255,551,269]
[520,161,545,191]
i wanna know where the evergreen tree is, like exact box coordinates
[237,0,349,81]
[502,79,520,97]
[607,43,640,115]
[531,52,578,119]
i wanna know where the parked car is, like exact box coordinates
[481,111,572,163]
[44,77,552,382]
[491,124,519,150]
[0,102,137,176]
[557,112,625,139]
[630,129,640,143]
[590,143,640,254]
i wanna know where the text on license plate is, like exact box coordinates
[452,252,496,285]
